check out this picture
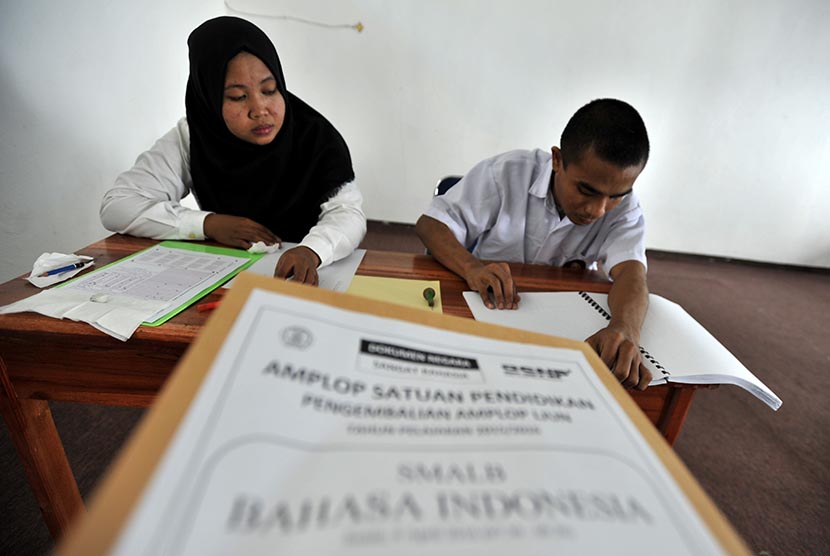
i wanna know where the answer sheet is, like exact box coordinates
[112,288,723,555]
[63,244,251,323]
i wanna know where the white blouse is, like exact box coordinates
[100,118,366,267]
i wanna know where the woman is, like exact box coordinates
[101,16,365,285]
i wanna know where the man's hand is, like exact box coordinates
[203,214,280,249]
[415,216,521,310]
[586,324,651,390]
[274,246,321,286]
[465,261,520,310]
[591,260,651,390]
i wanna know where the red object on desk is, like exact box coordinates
[196,301,222,312]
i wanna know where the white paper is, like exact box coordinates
[0,289,167,341]
[464,291,782,410]
[224,243,366,292]
[112,289,724,555]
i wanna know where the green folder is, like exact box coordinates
[59,241,263,327]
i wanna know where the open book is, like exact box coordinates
[463,291,782,410]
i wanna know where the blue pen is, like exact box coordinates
[39,261,89,277]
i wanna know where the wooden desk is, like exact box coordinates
[0,235,697,541]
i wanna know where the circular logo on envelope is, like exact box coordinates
[281,326,313,349]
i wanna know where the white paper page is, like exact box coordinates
[0,288,168,341]
[594,293,782,409]
[464,291,609,343]
[62,245,251,322]
[223,243,366,292]
[465,291,781,410]
[112,289,723,556]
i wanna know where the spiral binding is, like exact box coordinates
[578,291,670,378]
[578,291,611,320]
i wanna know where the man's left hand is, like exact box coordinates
[274,246,321,286]
[586,324,651,390]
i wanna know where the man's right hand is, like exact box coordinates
[464,261,520,310]
[415,215,521,310]
[203,214,280,249]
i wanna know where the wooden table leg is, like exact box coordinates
[658,387,697,445]
[0,356,84,540]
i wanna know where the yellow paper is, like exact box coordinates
[347,276,442,313]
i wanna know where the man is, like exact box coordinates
[416,98,651,390]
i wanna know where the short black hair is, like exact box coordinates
[560,99,649,169]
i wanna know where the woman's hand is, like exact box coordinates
[275,246,321,286]
[203,214,280,249]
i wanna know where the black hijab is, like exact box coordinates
[185,16,354,242]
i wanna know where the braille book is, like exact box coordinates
[464,291,782,410]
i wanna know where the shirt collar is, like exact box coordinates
[529,157,553,199]
[529,157,568,221]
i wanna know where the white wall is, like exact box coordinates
[2,0,829,284]
[0,0,222,283]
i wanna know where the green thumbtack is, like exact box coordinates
[422,287,436,309]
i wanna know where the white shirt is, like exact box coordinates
[424,149,647,277]
[100,118,366,267]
